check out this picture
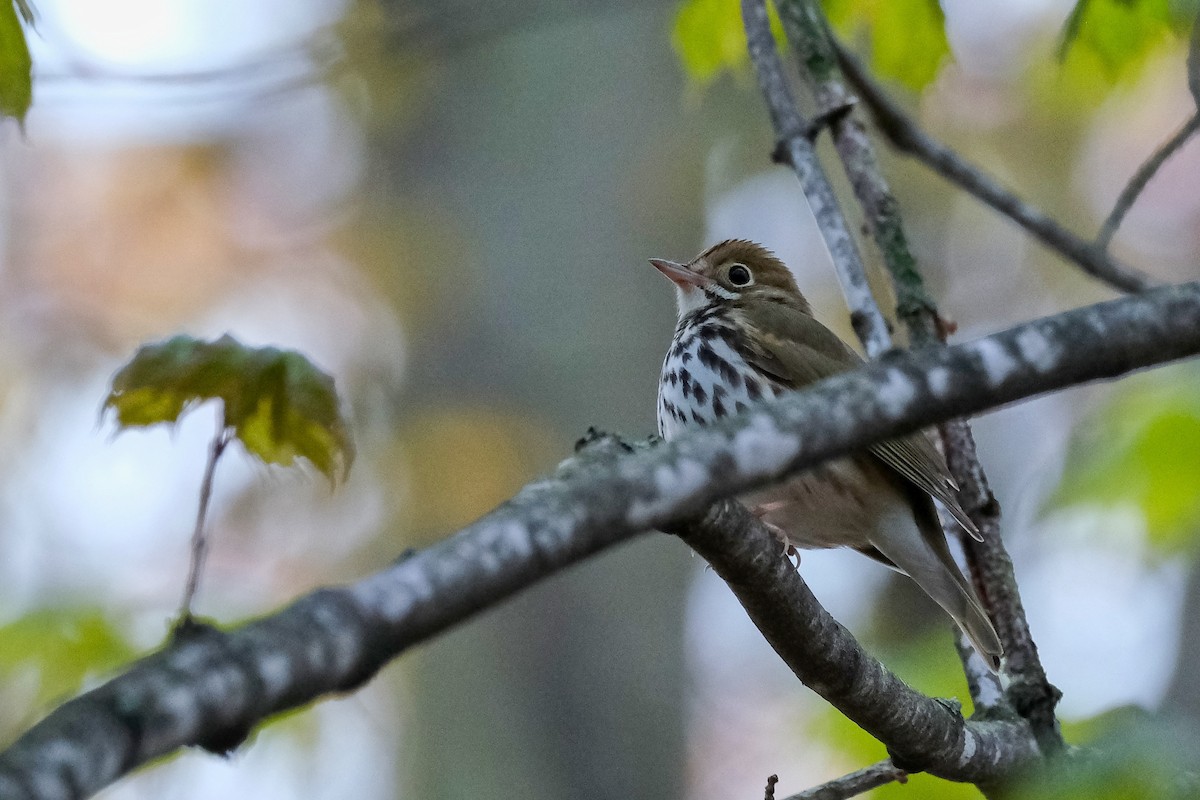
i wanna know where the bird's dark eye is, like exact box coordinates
[728,264,752,286]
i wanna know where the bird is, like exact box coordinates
[650,238,1003,667]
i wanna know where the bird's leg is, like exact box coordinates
[750,502,801,568]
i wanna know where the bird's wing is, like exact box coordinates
[742,306,981,541]
[870,437,982,541]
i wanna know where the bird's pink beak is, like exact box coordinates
[649,258,709,290]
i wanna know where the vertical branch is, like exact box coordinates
[739,0,892,356]
[755,0,1064,752]
[179,415,232,622]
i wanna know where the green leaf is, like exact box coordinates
[672,0,750,84]
[1050,366,1200,556]
[671,0,786,85]
[0,609,135,708]
[823,0,950,90]
[1012,713,1199,799]
[0,0,32,124]
[1058,0,1193,82]
[105,334,354,484]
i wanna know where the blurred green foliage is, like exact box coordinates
[1058,0,1197,82]
[0,0,32,124]
[673,0,1200,102]
[0,609,134,712]
[1050,367,1200,557]
[105,335,354,484]
[671,0,948,90]
[1012,711,1200,799]
[823,0,949,90]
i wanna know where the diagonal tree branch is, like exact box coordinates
[778,759,906,800]
[1097,110,1200,251]
[675,503,1038,783]
[739,0,891,356]
[2,283,1200,798]
[831,39,1159,294]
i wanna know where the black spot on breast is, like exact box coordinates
[712,384,727,401]
[745,378,762,401]
[667,370,678,386]
[691,410,707,425]
[680,350,693,364]
[735,401,748,414]
[693,383,708,406]
[717,358,741,387]
[712,396,726,417]
[680,368,692,399]
[697,342,722,371]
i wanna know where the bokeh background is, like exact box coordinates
[1,0,1199,798]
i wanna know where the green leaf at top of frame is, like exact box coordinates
[672,0,773,84]
[104,334,355,484]
[671,0,949,92]
[0,0,33,124]
[1058,0,1195,83]
[823,0,950,91]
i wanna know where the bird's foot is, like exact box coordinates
[749,503,800,568]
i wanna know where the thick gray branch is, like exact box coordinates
[674,504,1037,783]
[832,39,1159,294]
[2,284,1200,798]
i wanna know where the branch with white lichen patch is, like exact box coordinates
[738,0,892,356]
[749,0,1063,757]
[2,284,1200,798]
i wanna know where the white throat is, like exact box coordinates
[674,284,737,318]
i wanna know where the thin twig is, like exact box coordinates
[832,38,1158,294]
[740,0,893,356]
[780,760,906,800]
[179,418,231,621]
[1097,110,1200,251]
[939,419,1064,754]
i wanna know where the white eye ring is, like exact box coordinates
[728,264,752,286]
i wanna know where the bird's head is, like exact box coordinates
[649,239,811,318]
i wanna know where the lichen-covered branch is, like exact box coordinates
[674,504,1037,783]
[739,0,892,356]
[779,759,907,800]
[770,0,937,335]
[3,284,1200,798]
[765,0,1062,752]
[831,39,1158,294]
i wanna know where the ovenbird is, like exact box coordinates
[652,239,1002,666]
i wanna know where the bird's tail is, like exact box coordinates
[871,509,1003,671]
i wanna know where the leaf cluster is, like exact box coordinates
[104,335,354,484]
